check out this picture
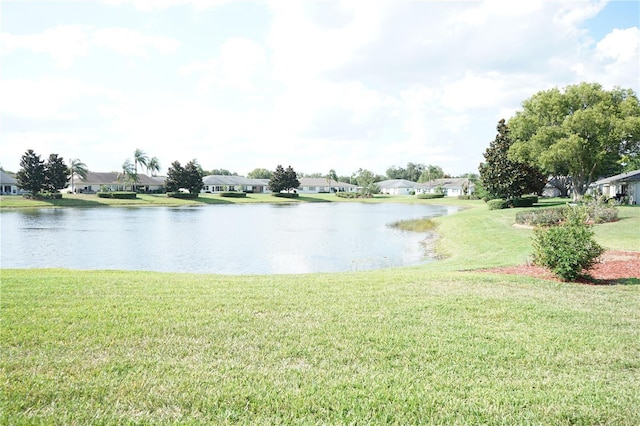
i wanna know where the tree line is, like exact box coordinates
[479,82,640,201]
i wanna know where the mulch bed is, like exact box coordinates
[481,251,640,285]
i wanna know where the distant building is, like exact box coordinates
[0,170,20,195]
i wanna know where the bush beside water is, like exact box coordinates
[166,192,199,199]
[98,192,137,199]
[220,192,247,198]
[417,193,445,199]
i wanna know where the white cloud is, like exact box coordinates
[180,38,267,92]
[596,27,639,63]
[0,25,90,68]
[93,28,180,56]
[102,0,231,11]
[0,25,179,67]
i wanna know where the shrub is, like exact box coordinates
[166,192,199,199]
[273,193,299,199]
[220,192,247,198]
[457,195,480,200]
[532,206,604,281]
[416,193,445,199]
[515,207,567,227]
[487,199,507,210]
[98,192,137,199]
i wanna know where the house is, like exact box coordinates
[377,179,421,195]
[297,178,358,194]
[202,175,269,193]
[70,172,165,193]
[0,170,20,195]
[592,169,640,204]
[419,178,474,197]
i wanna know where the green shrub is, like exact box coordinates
[166,192,199,199]
[416,193,446,199]
[515,207,567,227]
[220,192,247,198]
[532,207,604,281]
[98,192,137,199]
[487,199,507,210]
[273,193,299,199]
[457,195,480,200]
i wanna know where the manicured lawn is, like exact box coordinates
[2,197,639,424]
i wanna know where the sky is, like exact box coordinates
[1,0,639,178]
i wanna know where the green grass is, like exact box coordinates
[2,197,640,424]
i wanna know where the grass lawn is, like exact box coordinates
[2,198,639,424]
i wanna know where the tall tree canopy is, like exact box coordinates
[44,154,69,193]
[509,82,640,198]
[479,119,546,199]
[247,168,273,179]
[165,160,204,194]
[269,165,300,193]
[16,149,45,195]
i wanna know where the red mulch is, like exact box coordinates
[481,251,640,285]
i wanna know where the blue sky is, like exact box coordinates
[1,0,638,177]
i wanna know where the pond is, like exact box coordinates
[0,203,458,274]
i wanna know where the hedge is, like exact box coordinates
[220,192,247,198]
[416,193,445,199]
[487,199,508,210]
[272,193,299,199]
[166,192,199,199]
[97,192,137,199]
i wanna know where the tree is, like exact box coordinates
[117,159,137,191]
[147,157,161,177]
[183,160,204,194]
[269,164,300,193]
[69,158,88,193]
[44,154,68,193]
[247,168,273,179]
[479,119,546,199]
[418,165,445,183]
[509,82,640,199]
[165,160,204,194]
[133,148,149,175]
[327,169,339,182]
[165,161,184,193]
[16,149,45,195]
[354,168,380,195]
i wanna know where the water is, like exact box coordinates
[0,203,458,274]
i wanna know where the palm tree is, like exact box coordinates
[133,148,149,175]
[69,158,88,193]
[117,159,137,191]
[147,157,161,177]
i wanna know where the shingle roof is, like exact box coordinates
[74,172,164,185]
[202,175,266,186]
[298,178,356,188]
[377,179,420,189]
[593,170,640,185]
[0,170,17,184]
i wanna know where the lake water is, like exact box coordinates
[0,203,458,274]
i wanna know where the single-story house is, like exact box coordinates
[377,179,421,195]
[297,178,358,194]
[70,172,165,193]
[0,170,21,195]
[202,175,269,193]
[592,169,640,204]
[419,178,474,197]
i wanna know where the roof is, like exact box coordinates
[202,175,267,186]
[73,172,165,186]
[377,179,421,189]
[298,178,356,188]
[0,170,17,184]
[593,170,640,185]
[419,178,474,190]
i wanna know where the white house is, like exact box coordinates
[202,175,269,193]
[70,172,165,193]
[592,169,640,204]
[0,170,20,195]
[419,178,474,197]
[377,179,421,195]
[297,178,358,194]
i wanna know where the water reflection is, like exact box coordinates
[1,203,458,274]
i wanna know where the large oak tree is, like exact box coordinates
[508,82,640,199]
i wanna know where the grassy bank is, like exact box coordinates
[2,199,639,424]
